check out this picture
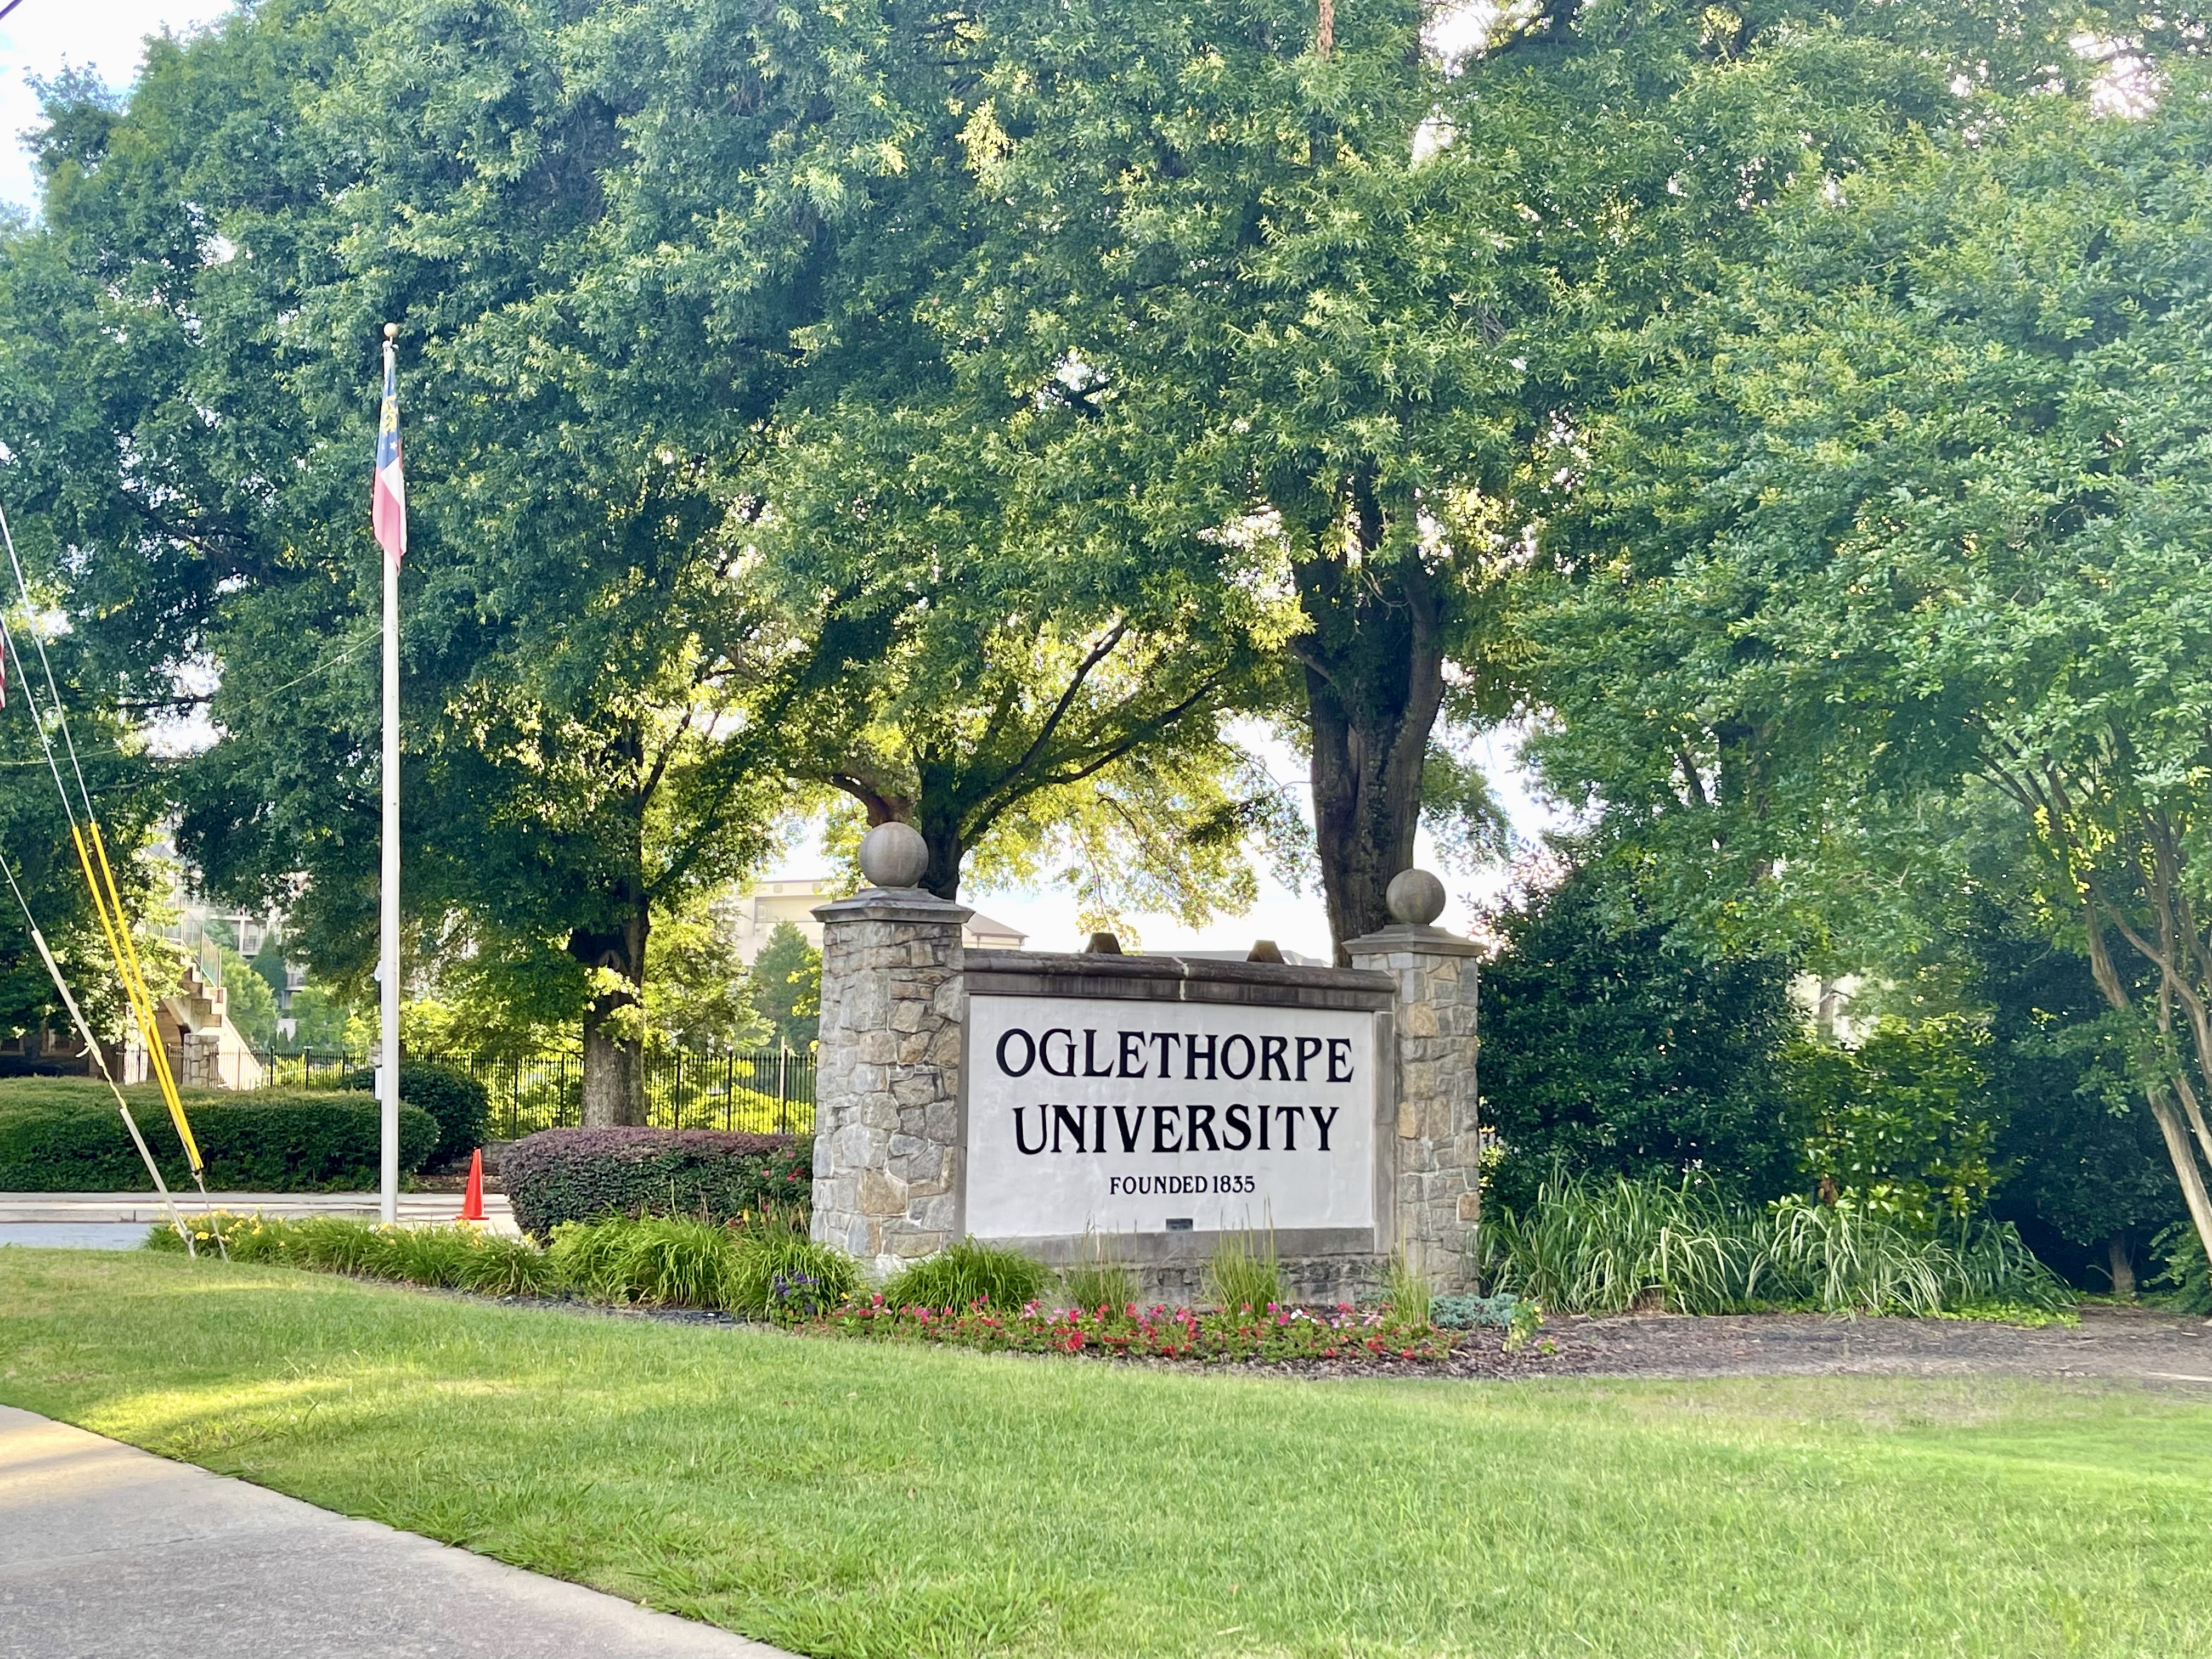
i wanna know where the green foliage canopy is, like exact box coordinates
[1533,58,2212,1261]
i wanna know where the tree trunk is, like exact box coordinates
[1290,480,1446,962]
[917,808,966,902]
[573,901,649,1128]
[2079,903,2212,1274]
[2106,1233,2136,1299]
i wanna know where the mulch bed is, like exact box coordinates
[469,1290,2212,1384]
[1413,1304,2212,1384]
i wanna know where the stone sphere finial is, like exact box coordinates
[859,821,930,889]
[1386,868,1448,927]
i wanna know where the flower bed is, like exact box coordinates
[823,1297,1463,1363]
[147,1211,1473,1365]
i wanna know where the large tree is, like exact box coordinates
[0,0,900,1121]
[1533,52,2212,1265]
[879,0,2101,953]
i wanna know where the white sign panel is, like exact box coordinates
[964,994,1376,1238]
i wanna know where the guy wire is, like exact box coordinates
[0,845,197,1252]
[0,504,212,1200]
[0,500,95,817]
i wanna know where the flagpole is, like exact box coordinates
[378,322,402,1227]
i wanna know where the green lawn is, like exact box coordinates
[3,1249,2208,1658]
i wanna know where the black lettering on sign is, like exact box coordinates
[1113,1105,1144,1153]
[1152,1104,1182,1154]
[1186,1103,1219,1151]
[1222,1103,1252,1150]
[1327,1038,1354,1083]
[1310,1105,1339,1151]
[1276,1104,1305,1150]
[1185,1033,1217,1081]
[1149,1032,1178,1076]
[1040,1029,1076,1077]
[1083,1029,1115,1078]
[1222,1034,1255,1080]
[1119,1031,1147,1077]
[997,1029,1036,1077]
[1295,1036,1323,1081]
[1260,1035,1290,1081]
[1013,1107,1047,1155]
[1051,1103,1087,1154]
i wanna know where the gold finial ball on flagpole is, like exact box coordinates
[383,322,397,340]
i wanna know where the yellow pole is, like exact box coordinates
[71,822,202,1176]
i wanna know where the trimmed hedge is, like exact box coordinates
[341,1061,489,1162]
[504,1127,811,1239]
[0,1078,438,1191]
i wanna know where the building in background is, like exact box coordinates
[722,877,1027,963]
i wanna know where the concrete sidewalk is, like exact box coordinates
[0,1405,793,1658]
[0,1191,520,1239]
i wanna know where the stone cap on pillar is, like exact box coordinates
[812,821,974,926]
[1343,867,1483,959]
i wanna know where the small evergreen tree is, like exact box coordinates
[749,924,820,1052]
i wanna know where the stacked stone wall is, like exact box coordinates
[809,895,968,1273]
[1348,928,1482,1292]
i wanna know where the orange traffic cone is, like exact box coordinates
[458,1148,486,1222]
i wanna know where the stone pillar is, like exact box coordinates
[1346,870,1482,1291]
[809,823,970,1276]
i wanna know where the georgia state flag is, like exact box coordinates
[371,352,406,562]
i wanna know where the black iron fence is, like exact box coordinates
[232,1046,816,1141]
[245,1049,362,1090]
[428,1049,818,1141]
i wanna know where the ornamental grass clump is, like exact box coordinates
[147,1211,562,1297]
[1060,1230,1137,1313]
[1476,1175,2072,1317]
[881,1238,1047,1311]
[1203,1230,1282,1315]
[364,1223,490,1289]
[455,1232,564,1297]
[547,1216,735,1307]
[285,1215,383,1275]
[725,1229,864,1322]
[1381,1249,1432,1330]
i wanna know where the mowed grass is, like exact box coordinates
[3,1250,2209,1658]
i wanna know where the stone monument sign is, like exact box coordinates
[810,823,1479,1299]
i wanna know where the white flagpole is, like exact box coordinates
[379,323,402,1226]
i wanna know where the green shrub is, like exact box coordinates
[1202,1231,1283,1314]
[2151,1222,2212,1313]
[343,1062,488,1163]
[1475,1174,2072,1316]
[1787,1015,2001,1227]
[504,1127,810,1238]
[1430,1292,1525,1330]
[0,1079,438,1190]
[882,1238,1047,1312]
[1477,864,1803,1210]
